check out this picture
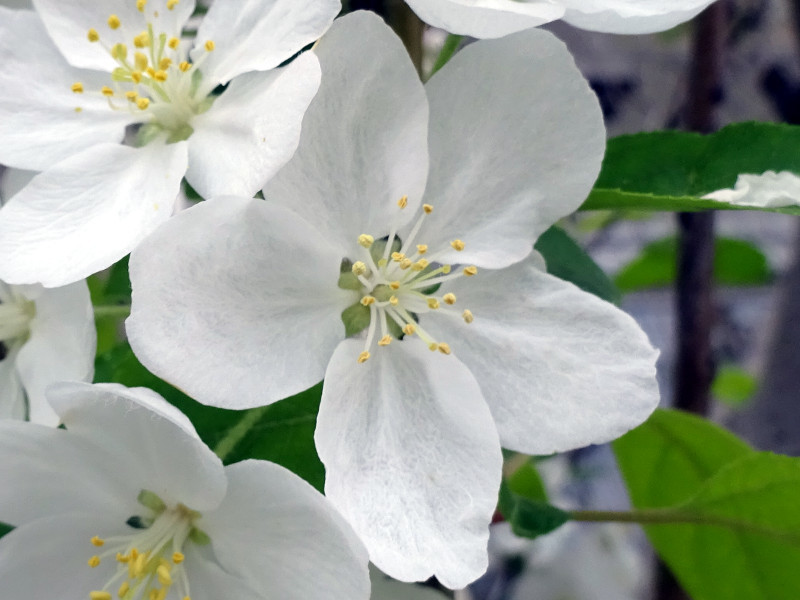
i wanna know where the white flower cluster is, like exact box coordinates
[0,0,714,596]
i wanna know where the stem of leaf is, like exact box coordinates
[213,405,272,462]
[93,304,131,319]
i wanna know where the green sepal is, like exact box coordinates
[342,303,371,337]
[137,489,167,514]
[189,527,211,546]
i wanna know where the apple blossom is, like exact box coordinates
[0,0,339,287]
[0,381,370,599]
[127,12,659,588]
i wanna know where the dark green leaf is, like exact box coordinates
[0,522,12,540]
[498,458,567,539]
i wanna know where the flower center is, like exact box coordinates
[0,295,35,349]
[71,0,217,143]
[86,490,209,600]
[340,198,477,364]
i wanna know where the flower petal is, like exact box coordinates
[317,338,502,588]
[418,28,605,269]
[0,7,133,170]
[127,197,352,408]
[404,0,564,38]
[424,255,660,455]
[560,0,717,34]
[0,347,26,420]
[263,11,429,255]
[47,381,228,511]
[0,141,187,287]
[184,551,264,600]
[32,0,195,71]
[0,169,35,206]
[191,0,339,84]
[703,171,800,208]
[12,281,95,426]
[187,51,320,199]
[203,460,370,599]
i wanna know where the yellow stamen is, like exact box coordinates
[402,324,416,336]
[101,86,114,96]
[450,239,465,252]
[399,258,412,270]
[90,592,111,600]
[157,564,173,586]
[136,97,150,110]
[125,91,138,101]
[136,0,147,11]
[391,252,405,262]
[87,28,100,42]
[358,234,374,248]
[179,61,191,72]
[443,293,456,305]
[378,335,392,346]
[389,296,399,306]
[423,204,433,214]
[131,71,143,83]
[107,14,121,29]
[134,52,149,71]
[204,40,215,51]
[428,343,438,351]
[110,43,127,60]
[154,70,168,81]
[91,536,105,547]
[71,82,84,93]
[416,244,428,254]
[168,37,180,50]
[118,582,130,597]
[88,555,101,568]
[352,261,367,276]
[159,57,172,69]
[360,296,375,306]
[463,266,478,276]
[172,552,185,564]
[116,552,130,563]
[389,281,400,290]
[442,265,452,274]
[438,343,451,355]
[397,195,408,209]
[411,259,429,272]
[146,67,156,77]
[133,551,148,576]
[462,309,474,324]
[134,32,150,48]
[357,351,370,364]
[427,298,440,310]
[167,0,179,8]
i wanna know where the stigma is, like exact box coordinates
[0,292,35,348]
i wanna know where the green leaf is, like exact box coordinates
[614,236,772,292]
[498,458,567,539]
[535,226,621,305]
[583,122,800,214]
[0,522,12,540]
[94,344,325,490]
[712,365,758,407]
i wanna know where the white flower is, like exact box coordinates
[0,0,339,287]
[126,13,659,588]
[0,381,370,599]
[0,279,95,424]
[703,170,800,208]
[404,0,719,38]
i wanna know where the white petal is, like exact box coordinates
[184,551,264,600]
[404,0,564,38]
[418,28,604,269]
[0,141,187,287]
[0,169,35,206]
[0,7,133,170]
[191,0,339,84]
[187,51,320,199]
[127,197,351,408]
[263,11,429,255]
[703,171,800,208]
[0,346,26,420]
[32,0,195,71]
[203,460,370,599]
[47,381,227,512]
[424,255,660,455]
[0,513,133,597]
[560,0,717,34]
[14,280,95,426]
[317,338,502,589]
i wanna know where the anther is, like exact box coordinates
[167,0,180,8]
[463,266,478,276]
[132,71,143,83]
[391,252,405,262]
[423,204,433,214]
[378,335,392,346]
[462,309,474,323]
[90,592,112,600]
[352,261,367,276]
[101,86,114,96]
[134,52,149,71]
[107,14,121,29]
[443,293,456,305]
[134,32,149,48]
[118,582,130,597]
[168,37,180,49]
[442,265,452,274]
[389,281,400,290]
[205,40,215,51]
[402,324,416,336]
[159,57,172,69]
[110,43,127,60]
[157,564,173,585]
[88,555,101,568]
[389,296,399,306]
[146,67,156,77]
[358,234,374,248]
[87,28,100,42]
[397,195,408,209]
[428,343,438,351]
[71,82,84,93]
[360,296,375,306]
[137,97,151,110]
[126,91,138,101]
[116,552,130,563]
[136,0,147,11]
[416,244,428,254]
[450,239,465,251]
[399,258,412,270]
[154,70,168,81]
[172,552,185,564]
[179,61,191,72]
[90,536,105,547]
[427,298,440,310]
[438,343,452,355]
[411,259,429,272]
[357,351,370,364]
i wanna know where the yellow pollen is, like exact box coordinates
[360,296,375,306]
[438,343,452,355]
[179,61,191,72]
[134,52,149,71]
[427,298,440,310]
[91,536,105,547]
[101,86,114,96]
[423,204,434,214]
[450,239,465,251]
[411,259,429,272]
[358,234,374,248]
[397,195,408,209]
[118,582,130,597]
[71,82,84,93]
[116,552,130,563]
[167,0,179,8]
[136,97,150,110]
[391,252,405,262]
[88,555,101,568]
[462,309,474,323]
[107,14,121,29]
[90,592,112,600]
[87,28,100,42]
[110,43,127,60]
[464,265,478,276]
[136,0,147,11]
[416,244,428,254]
[389,281,400,290]
[205,40,215,51]
[378,335,392,346]
[154,70,168,81]
[357,351,370,364]
[443,293,456,305]
[442,265,452,274]
[159,57,173,69]
[168,37,180,49]
[402,324,416,336]
[389,296,399,306]
[125,91,138,101]
[428,343,438,351]
[157,564,173,586]
[134,551,148,576]
[399,258,413,270]
[134,32,150,48]
[352,261,367,276]
[146,67,156,77]
[74,107,83,113]
[172,552,185,564]
[131,71,143,83]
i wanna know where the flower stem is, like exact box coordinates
[93,304,131,319]
[213,405,272,462]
